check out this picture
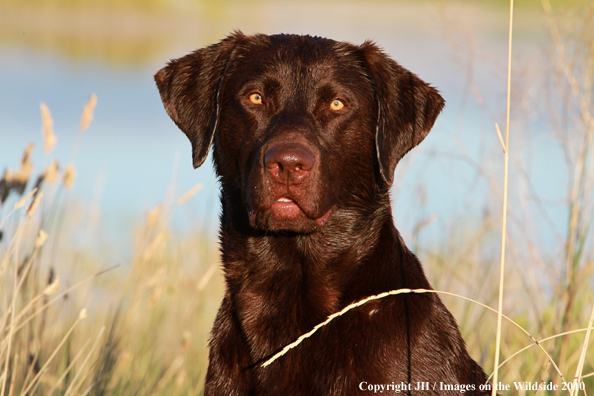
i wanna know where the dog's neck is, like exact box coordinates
[217,193,409,360]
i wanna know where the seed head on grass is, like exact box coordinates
[42,160,60,184]
[62,164,77,189]
[40,102,57,155]
[0,144,34,203]
[43,275,61,296]
[146,204,163,230]
[35,229,48,248]
[80,94,97,133]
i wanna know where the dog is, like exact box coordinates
[155,32,490,395]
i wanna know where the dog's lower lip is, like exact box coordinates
[271,200,301,220]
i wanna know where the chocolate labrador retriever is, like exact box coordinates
[155,32,490,395]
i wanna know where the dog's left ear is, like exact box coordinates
[154,32,244,168]
[358,41,445,187]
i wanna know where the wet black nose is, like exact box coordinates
[264,144,315,185]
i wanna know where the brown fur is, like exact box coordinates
[155,32,490,395]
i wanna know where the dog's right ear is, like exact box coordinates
[155,32,244,168]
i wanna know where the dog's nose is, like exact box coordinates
[265,144,315,185]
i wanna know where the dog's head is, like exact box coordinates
[155,32,444,233]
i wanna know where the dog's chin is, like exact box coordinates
[249,203,332,234]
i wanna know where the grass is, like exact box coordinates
[491,0,515,392]
[0,97,223,395]
[1,1,594,395]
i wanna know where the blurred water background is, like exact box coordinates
[0,0,576,258]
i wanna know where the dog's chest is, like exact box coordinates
[234,265,342,356]
[246,299,409,395]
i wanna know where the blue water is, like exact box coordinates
[0,4,571,258]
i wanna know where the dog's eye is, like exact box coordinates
[249,93,263,105]
[330,99,344,111]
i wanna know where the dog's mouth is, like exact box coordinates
[249,196,332,231]
[271,197,301,220]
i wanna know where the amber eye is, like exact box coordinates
[249,93,263,105]
[330,99,344,111]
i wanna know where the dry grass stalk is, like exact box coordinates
[0,274,16,396]
[196,264,217,292]
[7,353,18,396]
[176,183,203,206]
[571,305,594,396]
[491,1,514,394]
[26,191,43,218]
[12,265,118,335]
[19,310,87,395]
[494,122,506,153]
[488,327,589,383]
[13,188,37,211]
[143,230,169,261]
[80,94,98,133]
[147,267,166,288]
[62,326,106,396]
[46,337,92,395]
[541,0,594,374]
[149,284,167,307]
[150,355,185,395]
[0,224,42,395]
[40,102,57,155]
